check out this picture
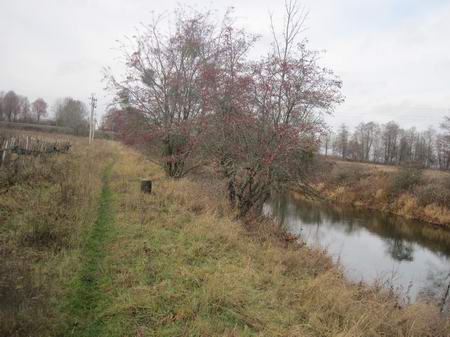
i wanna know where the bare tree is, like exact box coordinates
[3,91,20,122]
[335,124,349,159]
[328,120,446,169]
[347,132,361,161]
[32,98,48,123]
[398,127,415,163]
[436,134,450,170]
[419,127,436,167]
[354,122,378,161]
[18,96,31,121]
[437,116,450,169]
[54,97,89,135]
[382,121,400,164]
[321,130,333,156]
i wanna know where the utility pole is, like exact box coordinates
[89,93,97,144]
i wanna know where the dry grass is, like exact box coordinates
[0,131,115,337]
[332,159,450,179]
[317,159,450,227]
[2,135,448,336]
[95,143,449,336]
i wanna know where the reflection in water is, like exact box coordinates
[419,268,450,312]
[385,239,414,262]
[264,193,450,307]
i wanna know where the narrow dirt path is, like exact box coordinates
[62,162,115,337]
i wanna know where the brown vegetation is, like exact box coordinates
[0,130,114,336]
[2,131,449,336]
[313,159,450,227]
[97,142,449,336]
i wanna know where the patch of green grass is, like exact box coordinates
[0,135,113,337]
[61,163,116,337]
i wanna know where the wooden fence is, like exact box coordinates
[0,135,71,166]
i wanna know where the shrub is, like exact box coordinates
[330,165,366,185]
[387,165,423,197]
[415,178,450,207]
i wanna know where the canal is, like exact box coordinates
[264,192,450,310]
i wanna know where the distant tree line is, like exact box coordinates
[0,90,90,135]
[322,118,450,170]
[0,90,48,123]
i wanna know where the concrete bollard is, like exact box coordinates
[140,179,152,194]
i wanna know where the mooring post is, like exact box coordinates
[141,179,152,194]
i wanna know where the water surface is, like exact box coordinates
[264,193,450,309]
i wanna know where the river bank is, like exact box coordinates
[312,159,450,228]
[95,144,449,336]
[2,134,449,336]
[266,192,450,310]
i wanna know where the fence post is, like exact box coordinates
[1,139,9,166]
[140,179,152,194]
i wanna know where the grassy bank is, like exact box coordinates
[2,135,449,336]
[313,159,450,227]
[95,144,448,336]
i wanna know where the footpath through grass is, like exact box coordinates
[89,144,449,337]
[62,162,115,337]
[0,134,116,337]
[2,133,449,336]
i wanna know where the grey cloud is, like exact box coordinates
[0,0,449,127]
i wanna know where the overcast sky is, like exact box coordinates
[1,0,449,130]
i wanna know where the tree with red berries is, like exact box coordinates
[107,2,343,217]
[206,1,343,216]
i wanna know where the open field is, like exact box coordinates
[331,158,450,179]
[0,122,116,139]
[0,121,75,135]
[1,131,449,336]
[313,158,450,227]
